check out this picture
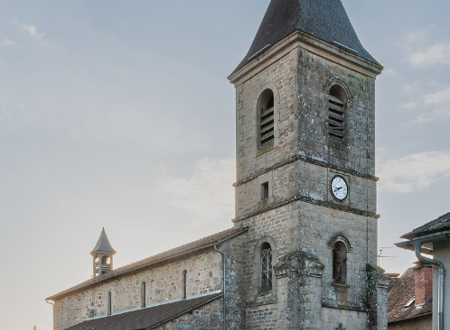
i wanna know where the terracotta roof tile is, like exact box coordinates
[388,267,432,324]
[65,293,222,330]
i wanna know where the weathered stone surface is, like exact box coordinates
[50,2,388,329]
[53,250,225,330]
[229,26,386,330]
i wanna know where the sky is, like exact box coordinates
[0,0,449,329]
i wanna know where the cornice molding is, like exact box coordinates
[232,194,379,224]
[233,153,378,188]
[228,30,383,86]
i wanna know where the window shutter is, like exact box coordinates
[260,106,275,145]
[328,94,345,142]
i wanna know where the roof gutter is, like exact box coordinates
[412,240,445,330]
[214,244,226,330]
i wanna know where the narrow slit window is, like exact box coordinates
[261,243,273,294]
[259,91,275,147]
[141,282,146,308]
[328,85,347,143]
[182,270,188,300]
[107,291,112,316]
[261,182,269,200]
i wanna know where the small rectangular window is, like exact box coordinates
[261,182,269,200]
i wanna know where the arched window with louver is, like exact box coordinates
[259,90,275,147]
[328,85,347,143]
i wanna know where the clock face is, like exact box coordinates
[331,176,348,201]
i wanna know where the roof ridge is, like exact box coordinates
[114,227,238,272]
[47,227,247,301]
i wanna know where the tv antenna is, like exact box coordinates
[377,246,397,267]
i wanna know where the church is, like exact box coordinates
[46,0,389,329]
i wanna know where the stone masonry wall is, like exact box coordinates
[245,304,278,330]
[297,47,376,177]
[232,39,380,329]
[53,249,223,330]
[235,47,299,218]
[235,43,378,222]
[155,300,222,330]
[239,199,377,329]
[323,307,367,329]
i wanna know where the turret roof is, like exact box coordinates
[234,0,379,72]
[90,228,116,255]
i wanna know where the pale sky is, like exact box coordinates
[1,1,449,329]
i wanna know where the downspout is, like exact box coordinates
[412,241,445,330]
[214,244,226,330]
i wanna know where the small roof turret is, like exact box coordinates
[90,228,116,255]
[234,0,379,73]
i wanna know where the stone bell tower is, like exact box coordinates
[91,228,116,278]
[228,0,388,329]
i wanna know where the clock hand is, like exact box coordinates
[334,186,343,192]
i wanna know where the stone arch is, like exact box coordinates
[327,234,353,252]
[256,82,280,153]
[328,234,352,285]
[253,236,278,298]
[323,77,353,104]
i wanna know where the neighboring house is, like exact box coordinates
[396,212,450,330]
[46,0,389,329]
[387,264,432,329]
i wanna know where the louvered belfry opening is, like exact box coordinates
[259,90,275,147]
[328,85,347,143]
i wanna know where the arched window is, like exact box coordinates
[333,241,348,284]
[182,270,188,300]
[107,291,112,316]
[100,255,112,274]
[258,89,275,147]
[141,282,146,308]
[328,85,347,143]
[260,243,273,294]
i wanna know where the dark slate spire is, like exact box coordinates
[90,228,116,255]
[234,0,378,72]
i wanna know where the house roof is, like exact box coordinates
[91,228,116,255]
[387,267,432,324]
[233,0,379,73]
[47,227,247,301]
[401,211,450,240]
[65,293,222,330]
